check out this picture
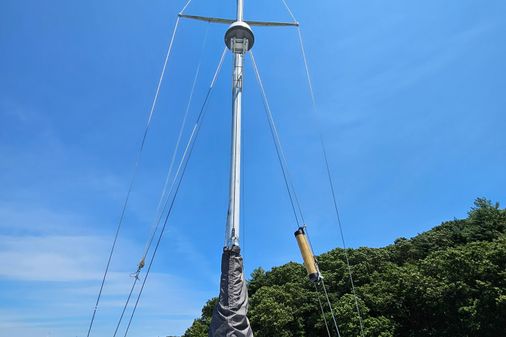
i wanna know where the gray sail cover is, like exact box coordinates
[209,246,254,337]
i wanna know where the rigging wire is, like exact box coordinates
[304,224,341,337]
[122,47,228,337]
[280,0,298,25]
[85,14,182,337]
[140,22,210,276]
[112,277,138,337]
[110,24,211,337]
[248,51,305,227]
[279,1,366,335]
[297,29,365,337]
[179,0,193,15]
[320,279,342,337]
[315,283,333,337]
[250,50,342,335]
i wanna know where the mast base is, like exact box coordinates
[209,246,254,337]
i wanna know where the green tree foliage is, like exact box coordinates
[183,199,506,337]
[182,298,217,337]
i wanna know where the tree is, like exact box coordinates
[183,199,506,337]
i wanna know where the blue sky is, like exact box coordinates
[1,0,505,336]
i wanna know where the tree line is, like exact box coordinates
[183,198,506,337]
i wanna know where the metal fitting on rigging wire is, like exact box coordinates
[294,227,322,283]
[130,257,145,280]
[225,21,254,54]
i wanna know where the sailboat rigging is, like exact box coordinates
[85,1,364,337]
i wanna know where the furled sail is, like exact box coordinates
[209,246,253,337]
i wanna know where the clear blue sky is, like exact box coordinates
[1,0,505,336]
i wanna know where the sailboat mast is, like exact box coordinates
[225,0,248,249]
[237,0,244,21]
[210,3,254,336]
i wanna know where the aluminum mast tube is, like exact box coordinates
[225,0,250,249]
[225,52,243,248]
[209,1,255,336]
[237,0,244,21]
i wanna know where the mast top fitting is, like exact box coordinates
[225,21,254,54]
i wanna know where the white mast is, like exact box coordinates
[177,0,298,251]
[224,0,254,248]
